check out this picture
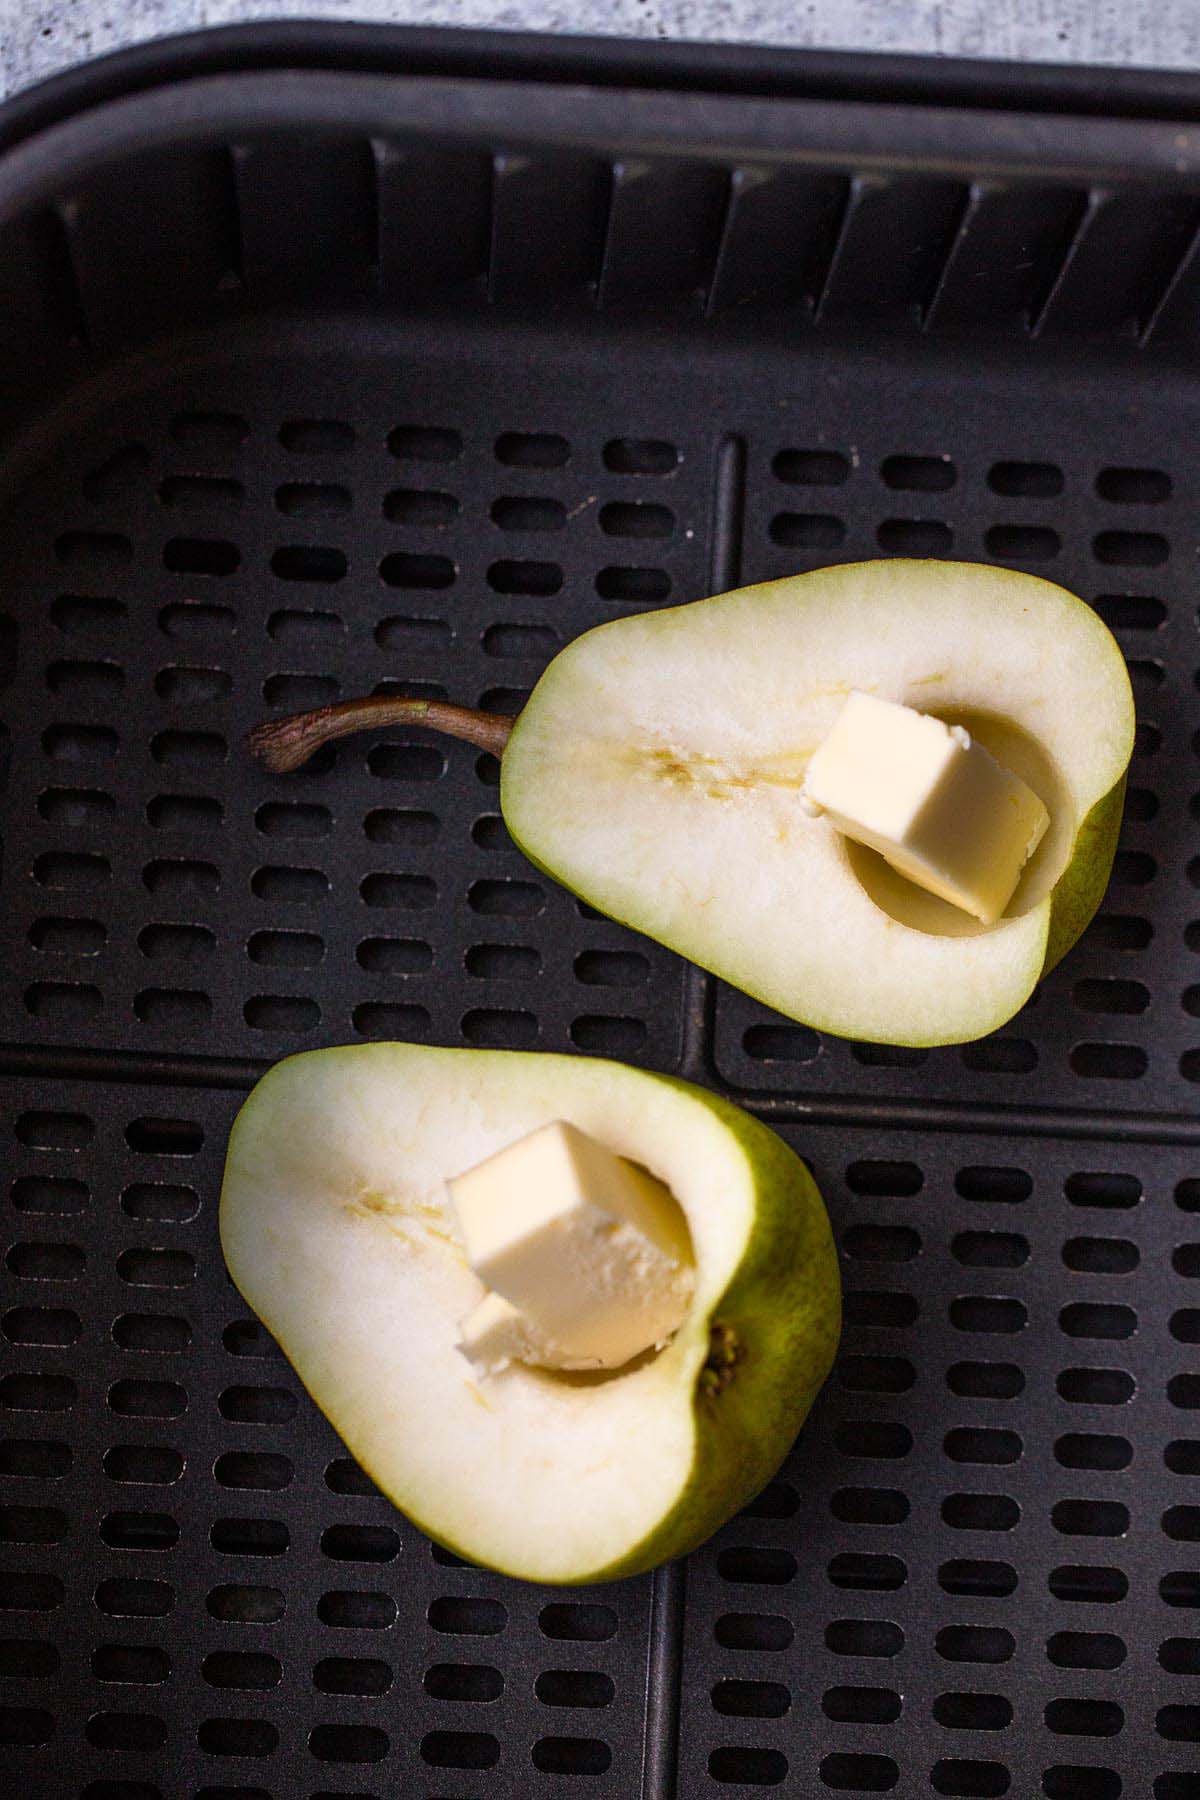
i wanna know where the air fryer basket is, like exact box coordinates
[1,25,1199,1798]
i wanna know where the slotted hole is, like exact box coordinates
[820,1753,899,1792]
[111,1311,191,1352]
[172,410,248,451]
[949,1296,1027,1334]
[605,437,678,473]
[197,1716,280,1757]
[494,431,567,468]
[1057,1367,1134,1404]
[826,1619,904,1657]
[962,1037,1037,1075]
[716,1613,795,1652]
[316,1655,393,1696]
[773,448,849,485]
[1046,1697,1124,1736]
[466,943,540,978]
[248,930,323,968]
[0,1440,71,1479]
[44,722,119,763]
[492,495,567,531]
[845,1288,921,1332]
[120,1186,198,1224]
[953,1232,1028,1269]
[709,1745,788,1785]
[881,453,955,491]
[380,551,455,590]
[538,1602,616,1641]
[941,1492,1020,1531]
[944,1428,1022,1465]
[86,1712,166,1751]
[985,523,1060,560]
[99,1510,179,1550]
[210,1518,289,1557]
[280,418,355,453]
[570,1015,646,1053]
[320,1524,400,1563]
[206,1584,284,1623]
[769,512,846,549]
[11,1176,88,1216]
[842,1225,919,1262]
[201,1651,281,1690]
[103,1445,183,1485]
[1060,1302,1137,1341]
[251,864,328,902]
[1165,1506,1200,1541]
[931,1760,1011,1797]
[1048,1630,1127,1669]
[0,1637,60,1676]
[214,1453,292,1492]
[1095,593,1165,631]
[1095,528,1168,565]
[421,1728,499,1769]
[822,1685,901,1723]
[324,1458,382,1497]
[1065,1171,1141,1209]
[46,659,123,697]
[243,995,320,1032]
[271,545,347,584]
[163,538,239,576]
[876,518,952,555]
[839,1356,916,1393]
[429,1596,506,1635]
[487,558,562,596]
[1049,1565,1127,1603]
[936,1626,1014,1664]
[51,593,126,633]
[92,1579,172,1619]
[596,566,671,601]
[136,919,215,960]
[0,1572,64,1610]
[933,1692,1012,1730]
[537,1670,615,1708]
[218,1385,296,1424]
[988,460,1064,496]
[939,1560,1017,1598]
[275,482,350,518]
[1063,1235,1138,1273]
[1070,1042,1148,1079]
[151,727,226,767]
[317,1590,396,1630]
[0,1372,77,1411]
[847,1160,924,1196]
[1052,1499,1129,1536]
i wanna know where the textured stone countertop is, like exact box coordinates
[2,0,1198,106]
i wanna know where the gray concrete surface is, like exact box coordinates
[1,0,1198,106]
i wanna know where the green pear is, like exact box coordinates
[219,1043,839,1584]
[249,559,1134,1046]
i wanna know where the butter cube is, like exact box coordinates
[803,691,1049,924]
[458,1292,589,1376]
[448,1121,693,1371]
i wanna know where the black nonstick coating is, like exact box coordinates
[1,27,1198,1798]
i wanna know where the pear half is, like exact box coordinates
[219,1043,839,1584]
[502,561,1135,1046]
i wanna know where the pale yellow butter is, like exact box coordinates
[803,690,1050,925]
[457,1291,589,1376]
[449,1120,693,1373]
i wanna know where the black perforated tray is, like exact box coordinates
[1,24,1199,1800]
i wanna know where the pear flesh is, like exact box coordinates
[219,1043,839,1583]
[502,560,1135,1046]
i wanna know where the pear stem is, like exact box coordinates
[247,695,517,774]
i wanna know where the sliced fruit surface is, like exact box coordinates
[502,560,1135,1046]
[220,1043,838,1584]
